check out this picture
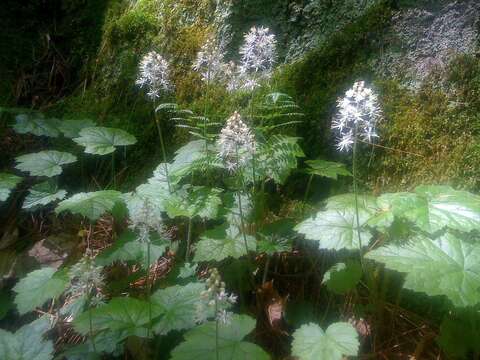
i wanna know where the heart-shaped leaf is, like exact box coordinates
[73,127,137,155]
[55,190,122,221]
[171,314,269,360]
[305,159,352,179]
[194,223,256,262]
[365,233,480,307]
[58,119,96,138]
[13,267,69,315]
[15,150,77,177]
[0,173,22,202]
[23,181,67,210]
[12,113,60,137]
[292,322,359,360]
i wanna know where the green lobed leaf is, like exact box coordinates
[12,113,60,137]
[55,190,122,221]
[365,233,480,307]
[305,159,352,180]
[164,186,222,220]
[151,282,204,335]
[0,316,54,360]
[194,223,256,262]
[257,220,294,255]
[73,127,137,155]
[291,322,359,360]
[0,173,22,202]
[437,310,480,359]
[58,119,96,138]
[322,261,362,295]
[171,314,269,360]
[23,181,67,210]
[15,150,77,177]
[96,230,169,268]
[13,267,69,315]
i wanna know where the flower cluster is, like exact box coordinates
[331,81,382,152]
[67,253,105,306]
[238,26,277,78]
[129,198,167,243]
[192,37,226,83]
[196,268,237,325]
[218,111,256,172]
[136,51,172,100]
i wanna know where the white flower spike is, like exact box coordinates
[332,81,382,152]
[193,37,226,83]
[136,51,173,100]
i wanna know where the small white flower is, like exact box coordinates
[136,51,173,100]
[239,26,277,75]
[193,37,226,83]
[218,111,256,172]
[67,255,105,304]
[332,81,382,152]
[216,309,233,325]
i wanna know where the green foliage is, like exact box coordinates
[322,261,362,295]
[171,314,269,360]
[291,322,359,360]
[151,282,204,335]
[15,150,77,177]
[58,119,96,138]
[366,233,480,307]
[55,190,122,221]
[23,181,67,210]
[13,267,69,315]
[305,159,352,180]
[257,219,294,255]
[437,310,480,359]
[164,186,222,220]
[193,223,256,262]
[73,126,137,155]
[12,113,61,137]
[96,230,169,269]
[0,316,54,360]
[0,173,22,202]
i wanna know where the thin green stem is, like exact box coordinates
[185,218,193,262]
[237,191,249,254]
[146,240,152,338]
[262,255,271,284]
[153,106,172,193]
[302,174,314,216]
[215,298,219,360]
[88,293,97,353]
[352,126,364,270]
[111,152,116,189]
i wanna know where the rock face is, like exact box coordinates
[378,1,480,85]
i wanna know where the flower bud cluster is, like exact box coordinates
[67,253,105,306]
[136,51,173,100]
[331,81,382,152]
[218,111,256,172]
[192,37,226,83]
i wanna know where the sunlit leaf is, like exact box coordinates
[0,316,54,360]
[164,186,222,220]
[194,223,256,262]
[23,181,67,210]
[13,267,69,314]
[55,190,122,221]
[151,282,204,335]
[305,159,352,179]
[58,119,96,138]
[15,150,77,177]
[171,314,269,360]
[12,113,60,137]
[365,233,480,307]
[73,127,137,155]
[292,322,359,360]
[0,173,22,202]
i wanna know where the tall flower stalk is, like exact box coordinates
[332,81,382,263]
[137,51,173,193]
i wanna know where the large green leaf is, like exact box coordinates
[23,181,67,210]
[171,314,269,360]
[365,233,480,307]
[0,316,54,360]
[13,267,69,315]
[151,283,204,335]
[0,173,22,202]
[414,185,480,234]
[96,230,169,268]
[74,297,162,337]
[194,223,256,262]
[58,119,96,138]
[295,201,373,251]
[437,310,480,359]
[56,190,122,221]
[291,322,359,360]
[164,186,222,220]
[73,127,137,155]
[322,261,362,295]
[15,150,77,177]
[13,113,60,137]
[305,159,352,179]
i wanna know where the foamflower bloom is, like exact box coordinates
[136,51,173,100]
[332,81,382,152]
[192,37,226,83]
[239,26,277,76]
[67,254,105,306]
[218,111,256,172]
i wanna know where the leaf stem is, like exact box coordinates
[111,152,116,189]
[215,297,219,360]
[353,126,364,270]
[153,105,172,193]
[185,218,193,262]
[146,240,152,338]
